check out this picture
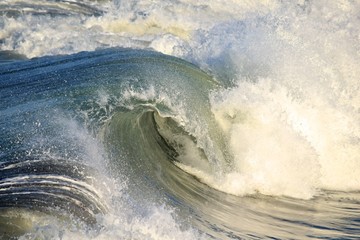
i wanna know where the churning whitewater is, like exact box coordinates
[1,0,360,239]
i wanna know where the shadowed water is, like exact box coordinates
[1,0,360,239]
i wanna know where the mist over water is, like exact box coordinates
[1,0,360,239]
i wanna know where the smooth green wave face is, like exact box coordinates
[1,47,360,240]
[0,48,225,239]
[2,0,360,239]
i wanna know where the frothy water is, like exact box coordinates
[1,0,360,239]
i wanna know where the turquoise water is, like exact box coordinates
[1,1,360,239]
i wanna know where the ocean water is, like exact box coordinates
[1,0,360,239]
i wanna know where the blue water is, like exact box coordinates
[1,1,360,239]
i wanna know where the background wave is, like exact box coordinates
[1,0,360,239]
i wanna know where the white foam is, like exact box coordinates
[2,0,360,200]
[0,0,279,58]
[17,183,202,240]
[210,80,321,199]
[201,0,360,198]
[91,205,201,240]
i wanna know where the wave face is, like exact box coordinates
[1,0,360,239]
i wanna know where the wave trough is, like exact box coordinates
[1,0,360,239]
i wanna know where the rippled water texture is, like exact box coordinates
[1,0,360,239]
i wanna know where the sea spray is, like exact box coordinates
[1,1,360,239]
